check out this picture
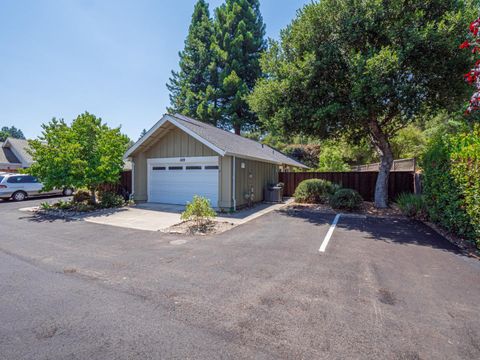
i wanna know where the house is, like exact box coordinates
[124,113,307,210]
[0,138,33,172]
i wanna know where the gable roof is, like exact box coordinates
[125,114,308,168]
[1,138,32,166]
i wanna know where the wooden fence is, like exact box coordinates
[100,170,132,198]
[279,171,415,201]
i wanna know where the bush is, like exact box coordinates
[181,195,217,227]
[421,125,480,248]
[73,189,91,203]
[293,179,337,203]
[395,193,427,220]
[329,188,363,211]
[98,191,125,208]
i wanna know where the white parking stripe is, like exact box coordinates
[319,214,341,253]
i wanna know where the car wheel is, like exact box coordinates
[12,191,27,202]
[63,188,74,196]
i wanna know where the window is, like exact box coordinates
[168,166,183,170]
[204,165,219,170]
[0,176,4,183]
[7,176,23,183]
[21,176,38,183]
[186,166,202,170]
[152,166,166,171]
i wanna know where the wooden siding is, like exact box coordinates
[132,128,217,201]
[235,158,279,208]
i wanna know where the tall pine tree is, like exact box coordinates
[167,0,218,124]
[214,0,266,134]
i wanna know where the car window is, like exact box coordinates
[7,176,23,184]
[21,176,38,183]
[0,176,4,183]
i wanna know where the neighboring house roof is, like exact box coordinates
[2,138,33,166]
[0,142,22,165]
[125,113,308,168]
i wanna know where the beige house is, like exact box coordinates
[124,114,307,211]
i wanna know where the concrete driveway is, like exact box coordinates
[1,199,479,359]
[81,201,290,231]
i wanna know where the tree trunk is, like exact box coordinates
[90,187,97,205]
[369,120,394,208]
[233,124,241,135]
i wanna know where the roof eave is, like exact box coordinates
[124,114,226,159]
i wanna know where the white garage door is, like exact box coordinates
[147,156,219,206]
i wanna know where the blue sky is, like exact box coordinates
[0,0,310,140]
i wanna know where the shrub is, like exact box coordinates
[98,191,125,208]
[329,188,363,211]
[395,193,427,220]
[293,179,337,203]
[40,202,52,210]
[73,189,91,203]
[181,195,217,227]
[421,125,480,248]
[56,199,73,210]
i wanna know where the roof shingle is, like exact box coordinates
[171,114,307,168]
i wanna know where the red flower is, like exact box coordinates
[459,40,470,49]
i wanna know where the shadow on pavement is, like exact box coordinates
[281,207,465,256]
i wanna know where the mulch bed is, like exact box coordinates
[284,201,404,218]
[163,220,235,235]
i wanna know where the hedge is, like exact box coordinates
[421,124,480,248]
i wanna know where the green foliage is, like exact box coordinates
[329,188,363,211]
[249,0,477,205]
[395,193,428,219]
[317,143,350,172]
[181,195,217,227]
[40,202,52,210]
[167,0,219,124]
[422,124,480,248]
[98,191,126,209]
[450,125,480,245]
[213,0,266,134]
[56,199,73,210]
[0,126,25,142]
[293,179,338,204]
[28,112,129,204]
[391,125,427,160]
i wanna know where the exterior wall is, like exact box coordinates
[234,157,279,208]
[132,128,217,201]
[218,155,232,210]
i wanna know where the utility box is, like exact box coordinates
[264,185,283,203]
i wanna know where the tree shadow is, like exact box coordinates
[280,208,467,256]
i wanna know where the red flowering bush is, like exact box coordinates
[460,17,480,112]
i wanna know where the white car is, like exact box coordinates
[0,173,73,201]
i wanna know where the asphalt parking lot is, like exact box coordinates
[1,198,479,359]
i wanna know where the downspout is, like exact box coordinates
[131,159,135,201]
[232,156,236,211]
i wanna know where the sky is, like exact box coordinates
[0,0,311,140]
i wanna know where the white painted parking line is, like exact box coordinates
[319,214,341,253]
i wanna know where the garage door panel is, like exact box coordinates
[148,157,219,206]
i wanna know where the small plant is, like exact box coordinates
[329,188,363,211]
[396,193,428,220]
[73,189,91,203]
[56,199,73,210]
[40,202,52,210]
[181,195,217,229]
[98,191,125,209]
[293,179,338,204]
